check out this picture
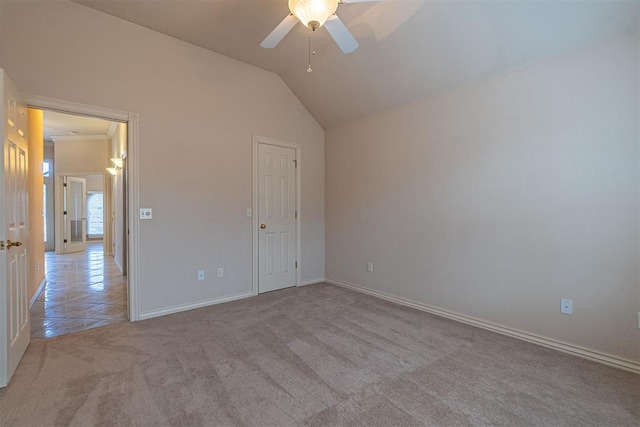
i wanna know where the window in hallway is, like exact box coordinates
[87,192,104,238]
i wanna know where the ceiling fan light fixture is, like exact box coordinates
[289,0,339,30]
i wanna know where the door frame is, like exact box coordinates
[252,135,301,296]
[54,173,96,254]
[59,175,88,254]
[23,94,141,321]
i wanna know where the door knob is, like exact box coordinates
[6,240,22,249]
[260,224,267,229]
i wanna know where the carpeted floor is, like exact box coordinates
[0,283,637,426]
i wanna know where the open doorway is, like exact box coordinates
[30,110,129,338]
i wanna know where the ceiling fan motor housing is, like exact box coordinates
[289,0,339,30]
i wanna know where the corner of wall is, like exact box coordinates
[27,108,45,301]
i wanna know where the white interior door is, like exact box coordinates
[64,176,87,254]
[258,143,296,293]
[0,70,30,387]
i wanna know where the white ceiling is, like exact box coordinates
[44,110,115,142]
[73,0,639,129]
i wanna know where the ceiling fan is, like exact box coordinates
[261,0,379,54]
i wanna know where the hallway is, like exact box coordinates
[30,243,128,338]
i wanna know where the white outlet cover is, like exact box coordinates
[560,298,573,315]
[139,208,153,220]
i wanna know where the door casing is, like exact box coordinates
[252,135,302,295]
[23,94,141,322]
[58,175,87,254]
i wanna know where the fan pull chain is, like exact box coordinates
[307,31,316,73]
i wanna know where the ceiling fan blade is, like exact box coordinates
[324,15,359,54]
[260,14,298,48]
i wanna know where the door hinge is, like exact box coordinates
[0,241,5,251]
[295,211,297,219]
[63,211,67,215]
[293,160,297,168]
[63,183,67,187]
[63,239,68,243]
[295,261,298,269]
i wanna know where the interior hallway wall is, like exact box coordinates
[111,123,126,272]
[27,108,45,301]
[1,0,324,316]
[326,35,640,364]
[53,138,107,174]
[43,143,54,251]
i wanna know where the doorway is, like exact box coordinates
[252,136,302,294]
[30,109,129,338]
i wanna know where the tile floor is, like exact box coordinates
[30,242,128,338]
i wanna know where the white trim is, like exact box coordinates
[139,292,254,321]
[126,113,140,321]
[50,134,107,143]
[299,277,325,287]
[114,256,124,275]
[29,278,47,309]
[23,94,141,322]
[325,278,640,374]
[252,135,302,296]
[22,94,129,122]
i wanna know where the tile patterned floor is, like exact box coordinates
[30,242,128,338]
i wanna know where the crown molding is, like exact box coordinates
[50,134,108,143]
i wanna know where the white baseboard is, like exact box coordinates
[326,277,640,374]
[114,257,123,274]
[299,277,325,287]
[139,291,254,321]
[29,278,47,308]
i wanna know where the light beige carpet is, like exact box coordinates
[0,283,638,426]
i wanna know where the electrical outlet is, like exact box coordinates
[367,262,374,273]
[560,298,573,315]
[197,270,205,281]
[217,267,224,278]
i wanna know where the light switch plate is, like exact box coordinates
[139,208,153,220]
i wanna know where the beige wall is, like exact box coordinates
[110,123,126,272]
[27,108,45,301]
[43,144,54,161]
[85,175,103,192]
[326,35,640,363]
[53,138,107,174]
[2,0,325,315]
[0,0,4,68]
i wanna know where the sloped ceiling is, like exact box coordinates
[73,0,639,129]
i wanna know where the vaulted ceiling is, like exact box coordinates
[73,0,639,129]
